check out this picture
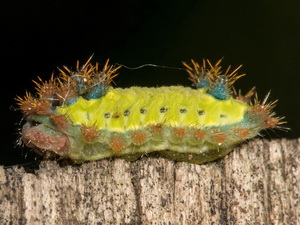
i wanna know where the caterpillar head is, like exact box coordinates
[16,57,120,159]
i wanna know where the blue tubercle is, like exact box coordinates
[208,83,230,100]
[72,74,108,100]
[73,75,86,93]
[66,97,79,106]
[85,85,107,99]
[207,78,230,100]
[196,78,210,89]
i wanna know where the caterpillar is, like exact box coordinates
[16,57,285,164]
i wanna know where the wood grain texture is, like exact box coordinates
[0,139,299,224]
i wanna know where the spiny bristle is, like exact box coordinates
[206,58,223,80]
[58,58,121,88]
[16,91,34,107]
[183,59,245,89]
[271,116,289,131]
[17,57,120,115]
[233,87,256,103]
[251,92,278,115]
[55,76,78,104]
[206,59,246,86]
[248,92,287,130]
[16,92,52,115]
[57,58,121,99]
[183,59,245,100]
[102,59,122,85]
[16,93,34,115]
[32,74,57,98]
[183,59,210,87]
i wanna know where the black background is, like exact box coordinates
[1,0,299,166]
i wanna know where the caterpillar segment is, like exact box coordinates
[17,58,285,164]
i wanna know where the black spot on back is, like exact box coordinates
[123,110,130,116]
[104,113,111,118]
[197,110,205,115]
[180,108,187,113]
[140,108,147,114]
[160,107,168,113]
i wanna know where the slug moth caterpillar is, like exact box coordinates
[16,57,285,164]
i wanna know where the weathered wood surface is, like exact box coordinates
[0,139,299,225]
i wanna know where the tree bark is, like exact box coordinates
[0,139,299,225]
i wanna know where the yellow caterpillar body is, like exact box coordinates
[17,57,284,164]
[57,86,248,131]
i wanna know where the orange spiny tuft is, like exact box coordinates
[16,92,52,115]
[183,59,245,88]
[206,58,245,87]
[101,59,122,85]
[58,56,96,88]
[32,75,57,98]
[131,131,147,145]
[34,100,52,115]
[50,114,69,131]
[81,125,99,142]
[264,117,279,129]
[193,129,206,139]
[57,57,121,95]
[244,91,287,130]
[250,104,267,115]
[56,77,78,104]
[109,134,126,152]
[16,92,36,115]
[212,132,226,145]
[183,59,208,86]
[149,123,163,134]
[235,128,250,139]
[234,87,256,103]
[251,92,278,114]
[173,127,186,139]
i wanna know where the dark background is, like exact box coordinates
[1,0,299,166]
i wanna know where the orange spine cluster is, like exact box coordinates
[16,57,120,117]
